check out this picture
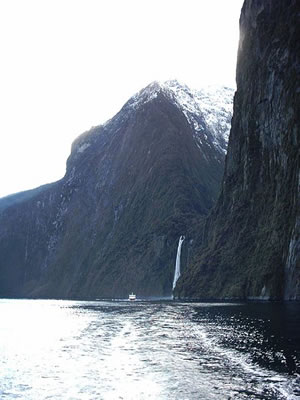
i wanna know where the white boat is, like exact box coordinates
[129,293,136,301]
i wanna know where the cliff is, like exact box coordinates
[176,0,300,300]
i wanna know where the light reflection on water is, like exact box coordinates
[0,299,299,399]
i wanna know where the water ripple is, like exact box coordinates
[0,299,299,399]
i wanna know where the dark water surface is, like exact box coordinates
[0,299,299,399]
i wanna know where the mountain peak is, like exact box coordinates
[71,80,234,161]
[126,80,234,153]
[127,79,234,109]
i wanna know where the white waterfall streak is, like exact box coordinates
[172,236,185,290]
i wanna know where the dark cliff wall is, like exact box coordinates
[177,0,300,300]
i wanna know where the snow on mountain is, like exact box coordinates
[73,80,234,157]
[128,80,234,154]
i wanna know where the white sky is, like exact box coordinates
[0,0,243,198]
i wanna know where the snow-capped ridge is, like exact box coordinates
[71,80,234,158]
[128,79,234,154]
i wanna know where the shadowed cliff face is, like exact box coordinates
[0,82,233,299]
[177,0,300,300]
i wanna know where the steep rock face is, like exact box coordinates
[0,81,233,299]
[177,0,300,300]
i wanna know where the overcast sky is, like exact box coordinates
[0,0,244,198]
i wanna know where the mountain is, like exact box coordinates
[0,183,56,212]
[0,81,233,299]
[176,0,300,300]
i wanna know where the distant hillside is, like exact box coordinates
[0,183,55,212]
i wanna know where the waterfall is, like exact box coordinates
[172,235,185,290]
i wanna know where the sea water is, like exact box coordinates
[0,299,299,399]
